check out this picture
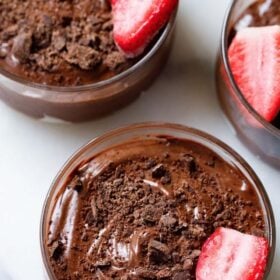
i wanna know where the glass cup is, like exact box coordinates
[40,122,275,279]
[0,12,177,123]
[216,0,280,168]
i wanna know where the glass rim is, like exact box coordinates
[0,11,177,93]
[221,0,280,138]
[40,122,276,280]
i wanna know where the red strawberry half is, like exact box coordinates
[112,0,178,58]
[228,25,280,122]
[196,228,269,280]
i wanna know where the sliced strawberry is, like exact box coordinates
[196,228,269,280]
[228,25,280,122]
[112,0,178,58]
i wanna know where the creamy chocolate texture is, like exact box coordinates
[0,0,136,86]
[46,137,266,279]
[233,0,280,128]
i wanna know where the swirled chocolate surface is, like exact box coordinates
[46,137,266,279]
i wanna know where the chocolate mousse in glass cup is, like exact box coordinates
[40,123,275,279]
[216,0,280,167]
[0,1,177,122]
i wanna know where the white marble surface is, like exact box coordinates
[0,0,279,279]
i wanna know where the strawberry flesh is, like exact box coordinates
[196,227,269,280]
[112,0,178,57]
[228,25,280,122]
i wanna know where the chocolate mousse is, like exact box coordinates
[0,0,136,86]
[45,136,266,279]
[232,0,280,129]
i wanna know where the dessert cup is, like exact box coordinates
[216,0,280,168]
[40,122,275,279]
[0,12,176,123]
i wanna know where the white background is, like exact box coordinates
[0,0,279,279]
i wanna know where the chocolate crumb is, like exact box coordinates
[134,268,156,279]
[63,44,102,70]
[152,164,168,179]
[141,205,159,225]
[33,15,53,49]
[160,214,178,228]
[104,51,126,71]
[11,32,33,63]
[0,44,9,58]
[183,155,197,174]
[173,271,192,280]
[148,240,170,264]
[49,240,65,261]
[52,32,66,52]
